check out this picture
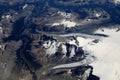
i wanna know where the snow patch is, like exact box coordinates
[68,39,76,45]
[2,14,12,19]
[52,11,76,28]
[22,4,28,9]
[0,26,3,34]
[69,46,76,58]
[61,44,67,55]
[0,44,5,51]
[95,13,101,17]
[114,0,120,4]
[57,11,72,18]
[52,19,77,28]
[43,40,52,48]
[45,41,58,55]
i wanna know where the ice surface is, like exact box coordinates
[83,28,120,80]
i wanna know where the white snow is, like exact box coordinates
[57,11,72,18]
[52,53,95,69]
[2,14,12,19]
[52,23,60,26]
[45,41,58,55]
[69,46,76,58]
[5,15,11,19]
[52,11,76,28]
[22,4,28,9]
[0,44,5,51]
[95,13,101,17]
[52,19,77,28]
[82,28,120,80]
[114,0,120,4]
[77,37,94,47]
[61,44,67,55]
[58,33,103,39]
[43,40,52,48]
[0,26,3,34]
[68,39,76,45]
[61,20,76,27]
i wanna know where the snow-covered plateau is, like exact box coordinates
[82,28,120,80]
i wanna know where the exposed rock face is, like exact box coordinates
[0,41,22,80]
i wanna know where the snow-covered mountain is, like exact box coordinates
[0,0,120,80]
[42,27,120,80]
